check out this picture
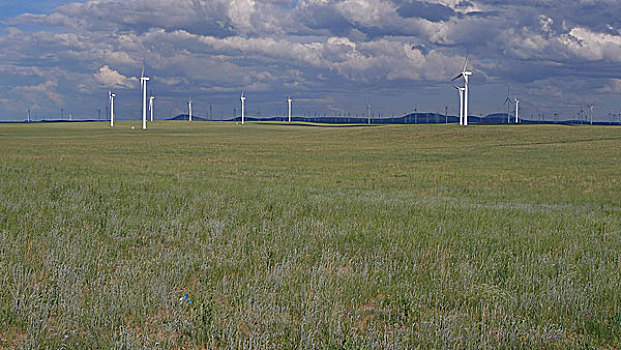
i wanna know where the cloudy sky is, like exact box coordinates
[0,0,620,121]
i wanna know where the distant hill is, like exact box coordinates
[168,114,211,121]
[162,113,619,125]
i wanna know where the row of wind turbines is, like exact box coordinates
[108,59,523,129]
[108,67,296,130]
[238,92,294,125]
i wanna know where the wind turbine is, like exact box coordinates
[452,54,472,126]
[109,91,115,127]
[588,104,594,125]
[149,93,154,122]
[140,66,149,130]
[288,97,292,122]
[240,92,246,125]
[504,86,512,124]
[454,86,465,125]
[514,97,520,124]
[504,97,513,124]
[188,98,193,121]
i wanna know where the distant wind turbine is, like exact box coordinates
[149,93,154,122]
[188,98,193,122]
[514,97,520,124]
[140,66,149,130]
[504,86,512,124]
[240,92,246,125]
[288,97,293,122]
[109,91,115,127]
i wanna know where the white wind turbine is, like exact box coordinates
[188,98,193,121]
[452,54,472,126]
[240,92,246,125]
[109,91,115,127]
[149,93,154,122]
[514,97,520,124]
[140,66,149,130]
[288,97,293,123]
[454,86,465,125]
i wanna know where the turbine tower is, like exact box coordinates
[452,54,472,126]
[288,97,292,122]
[240,92,246,125]
[454,86,465,125]
[140,67,149,130]
[149,93,154,122]
[514,97,520,124]
[188,98,193,121]
[109,91,115,127]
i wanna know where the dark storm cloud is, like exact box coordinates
[396,1,456,22]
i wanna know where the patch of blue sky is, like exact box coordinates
[0,0,85,21]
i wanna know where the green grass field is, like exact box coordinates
[0,121,620,349]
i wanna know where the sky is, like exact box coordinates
[0,0,620,121]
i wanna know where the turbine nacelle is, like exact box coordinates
[452,71,471,81]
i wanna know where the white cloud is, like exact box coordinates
[94,65,138,88]
[12,80,63,105]
[335,0,397,27]
[558,27,621,62]
[599,79,621,93]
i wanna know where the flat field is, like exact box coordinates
[0,121,620,349]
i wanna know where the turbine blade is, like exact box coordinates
[451,74,463,81]
[463,50,470,72]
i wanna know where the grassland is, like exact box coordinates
[0,121,620,349]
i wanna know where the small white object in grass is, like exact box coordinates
[131,126,135,130]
